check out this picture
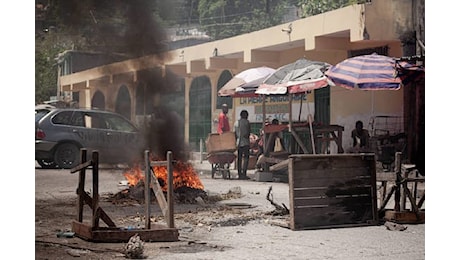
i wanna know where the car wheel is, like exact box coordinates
[37,159,58,169]
[54,143,80,169]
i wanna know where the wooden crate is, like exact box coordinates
[288,154,378,230]
[205,132,236,153]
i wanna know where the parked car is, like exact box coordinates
[35,108,146,169]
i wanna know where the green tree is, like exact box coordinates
[197,0,292,40]
[35,27,87,103]
[297,0,363,17]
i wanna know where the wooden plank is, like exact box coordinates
[269,159,289,172]
[91,227,179,243]
[290,128,309,154]
[291,205,376,230]
[77,149,87,222]
[291,155,375,170]
[72,221,93,241]
[72,221,179,242]
[292,222,375,231]
[70,160,93,173]
[384,210,425,224]
[293,195,373,208]
[150,168,169,217]
[166,151,174,228]
[376,172,397,181]
[291,170,372,188]
[144,151,151,229]
[91,151,99,228]
[292,185,373,198]
[81,191,116,227]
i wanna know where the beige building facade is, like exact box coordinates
[58,0,424,156]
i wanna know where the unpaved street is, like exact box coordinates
[35,161,425,259]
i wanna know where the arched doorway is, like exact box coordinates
[189,76,211,151]
[135,83,146,116]
[216,70,233,109]
[115,85,131,120]
[91,90,105,110]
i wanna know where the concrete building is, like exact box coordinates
[57,0,425,171]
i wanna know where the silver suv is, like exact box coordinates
[35,108,145,169]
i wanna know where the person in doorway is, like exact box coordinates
[349,120,371,153]
[217,103,230,134]
[234,110,251,180]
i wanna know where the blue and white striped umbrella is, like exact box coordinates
[325,53,424,90]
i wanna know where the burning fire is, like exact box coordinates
[123,160,204,192]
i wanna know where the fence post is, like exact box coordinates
[200,138,203,163]
[167,151,174,228]
[144,150,151,229]
[91,151,99,228]
[77,148,87,222]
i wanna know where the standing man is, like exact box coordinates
[234,110,251,180]
[217,103,230,134]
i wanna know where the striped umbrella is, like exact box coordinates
[256,58,333,95]
[218,66,275,97]
[325,53,424,90]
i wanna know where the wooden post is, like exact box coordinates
[401,165,409,211]
[77,148,87,222]
[288,93,292,128]
[412,169,419,211]
[337,128,344,153]
[166,151,174,228]
[91,151,99,228]
[307,114,316,154]
[394,152,402,212]
[262,95,269,172]
[144,150,151,229]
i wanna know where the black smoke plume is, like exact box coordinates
[46,0,188,162]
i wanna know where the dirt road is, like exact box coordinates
[34,161,425,259]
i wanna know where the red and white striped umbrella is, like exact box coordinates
[325,53,424,90]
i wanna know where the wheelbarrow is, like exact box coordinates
[207,151,236,179]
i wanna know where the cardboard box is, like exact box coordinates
[206,132,236,153]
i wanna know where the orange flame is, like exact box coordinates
[123,160,204,191]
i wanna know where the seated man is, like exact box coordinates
[348,120,371,153]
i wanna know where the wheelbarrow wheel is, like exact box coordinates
[222,163,231,179]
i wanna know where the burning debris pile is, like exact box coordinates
[110,160,207,204]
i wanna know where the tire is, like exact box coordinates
[36,159,58,169]
[54,143,80,169]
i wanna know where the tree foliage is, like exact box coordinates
[297,0,362,17]
[35,27,88,103]
[197,0,292,40]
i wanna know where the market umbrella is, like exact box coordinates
[255,58,333,154]
[325,53,425,90]
[218,66,276,97]
[256,58,333,95]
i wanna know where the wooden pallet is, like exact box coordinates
[70,149,179,243]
